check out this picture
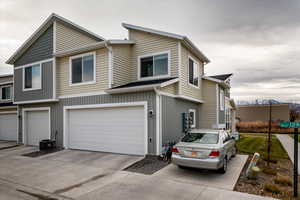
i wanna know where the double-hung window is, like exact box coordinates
[70,52,95,85]
[1,86,12,100]
[140,52,169,79]
[24,64,41,90]
[188,57,199,87]
[189,109,196,128]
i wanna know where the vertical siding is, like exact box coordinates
[112,45,133,87]
[179,45,203,100]
[129,30,178,81]
[55,21,99,52]
[14,61,53,102]
[14,25,53,67]
[199,80,217,129]
[161,95,199,144]
[18,91,157,154]
[56,48,108,96]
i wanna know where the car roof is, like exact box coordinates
[189,129,221,134]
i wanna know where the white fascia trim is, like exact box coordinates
[176,95,204,103]
[202,76,223,84]
[106,84,161,94]
[107,40,136,45]
[160,78,179,88]
[0,111,17,114]
[178,41,182,95]
[0,74,13,78]
[0,81,13,85]
[14,99,59,104]
[14,58,54,70]
[63,101,148,155]
[69,51,96,87]
[137,50,171,81]
[54,42,106,57]
[0,106,17,110]
[216,84,219,125]
[22,107,51,144]
[58,91,107,99]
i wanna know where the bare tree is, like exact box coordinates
[290,103,300,122]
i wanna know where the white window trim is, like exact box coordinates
[22,63,42,91]
[69,51,96,87]
[137,50,171,81]
[189,109,196,128]
[188,55,200,89]
[0,85,12,101]
[220,88,225,111]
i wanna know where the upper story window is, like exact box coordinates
[70,52,96,86]
[23,64,41,91]
[188,57,200,88]
[189,109,196,128]
[220,89,225,111]
[139,51,170,79]
[1,86,12,100]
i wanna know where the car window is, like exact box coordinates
[181,133,219,144]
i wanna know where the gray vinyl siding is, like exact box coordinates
[219,87,225,124]
[14,61,53,102]
[18,91,157,154]
[14,25,53,67]
[161,95,199,145]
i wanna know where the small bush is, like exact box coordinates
[264,183,281,194]
[262,168,277,176]
[274,175,292,186]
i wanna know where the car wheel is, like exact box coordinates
[231,146,237,158]
[219,158,227,174]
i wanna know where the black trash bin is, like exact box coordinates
[39,139,56,151]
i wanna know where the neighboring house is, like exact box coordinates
[237,104,290,122]
[6,13,234,156]
[199,74,235,130]
[0,74,18,141]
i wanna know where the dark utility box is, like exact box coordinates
[39,139,56,151]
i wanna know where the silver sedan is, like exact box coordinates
[171,129,237,173]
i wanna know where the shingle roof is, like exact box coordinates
[112,77,177,89]
[209,73,233,81]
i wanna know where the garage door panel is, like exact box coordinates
[67,106,146,155]
[0,114,17,141]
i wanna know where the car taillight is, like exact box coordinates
[172,147,179,153]
[209,150,220,157]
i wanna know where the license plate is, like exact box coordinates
[191,151,198,157]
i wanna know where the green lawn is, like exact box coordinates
[289,134,300,142]
[236,133,289,160]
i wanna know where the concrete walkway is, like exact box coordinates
[276,134,300,174]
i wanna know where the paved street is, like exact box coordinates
[276,134,300,175]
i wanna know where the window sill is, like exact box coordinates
[188,83,200,89]
[69,81,96,87]
[23,88,42,92]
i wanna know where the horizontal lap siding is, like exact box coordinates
[159,83,178,95]
[129,30,178,81]
[14,61,53,102]
[112,45,133,87]
[180,45,203,100]
[55,22,99,53]
[18,91,157,154]
[0,76,13,84]
[56,48,108,96]
[199,80,217,129]
[14,25,53,67]
[161,95,199,144]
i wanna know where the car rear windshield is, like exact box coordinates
[181,133,219,144]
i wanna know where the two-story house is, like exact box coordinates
[0,74,17,141]
[6,13,234,156]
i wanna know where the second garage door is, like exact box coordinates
[66,106,146,155]
[0,113,17,141]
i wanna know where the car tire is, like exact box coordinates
[231,146,237,158]
[178,165,186,169]
[218,158,227,174]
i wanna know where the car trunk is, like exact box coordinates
[176,142,219,159]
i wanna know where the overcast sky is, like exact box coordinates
[1,0,299,103]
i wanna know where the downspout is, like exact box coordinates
[154,87,162,155]
[104,40,113,88]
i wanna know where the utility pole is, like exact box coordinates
[267,101,272,167]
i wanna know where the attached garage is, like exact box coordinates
[0,112,18,141]
[64,103,147,155]
[23,108,50,146]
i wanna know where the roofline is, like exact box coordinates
[6,13,105,64]
[209,73,233,82]
[106,84,161,94]
[238,103,290,108]
[0,74,13,78]
[202,76,230,88]
[122,23,210,63]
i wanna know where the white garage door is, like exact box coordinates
[66,106,146,155]
[0,113,17,141]
[25,110,50,146]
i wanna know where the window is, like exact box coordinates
[24,64,41,90]
[139,52,169,79]
[1,86,11,100]
[181,132,219,144]
[189,109,196,128]
[188,57,199,87]
[220,89,225,111]
[70,53,95,85]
